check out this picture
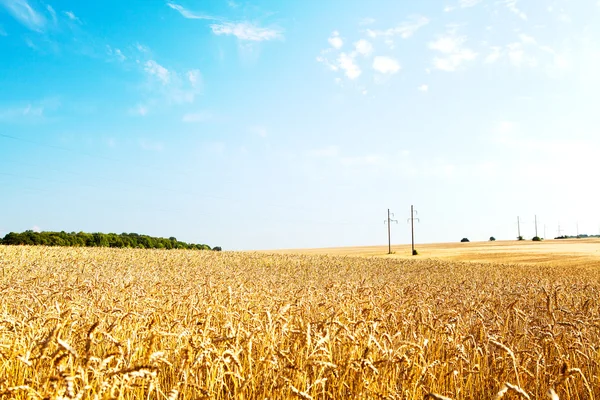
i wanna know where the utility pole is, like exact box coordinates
[517,216,521,239]
[577,222,580,238]
[534,215,538,238]
[557,224,563,237]
[384,209,398,255]
[407,205,420,255]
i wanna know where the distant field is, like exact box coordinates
[266,238,600,267]
[1,245,600,398]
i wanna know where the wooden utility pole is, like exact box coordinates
[384,209,398,254]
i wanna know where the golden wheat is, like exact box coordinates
[0,245,599,399]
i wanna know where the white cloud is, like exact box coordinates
[182,111,212,123]
[0,0,46,32]
[504,0,527,20]
[328,31,343,49]
[418,84,429,92]
[64,11,81,23]
[32,225,41,233]
[429,33,477,71]
[210,22,283,41]
[188,69,201,88]
[366,15,429,39]
[372,56,401,74]
[354,39,373,56]
[338,52,361,79]
[144,60,170,84]
[166,2,215,20]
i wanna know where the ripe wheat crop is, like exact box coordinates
[1,246,599,399]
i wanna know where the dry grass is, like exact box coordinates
[1,245,599,399]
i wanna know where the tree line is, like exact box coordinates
[0,230,221,251]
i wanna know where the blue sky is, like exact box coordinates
[1,0,599,250]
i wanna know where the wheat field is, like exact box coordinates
[1,245,599,399]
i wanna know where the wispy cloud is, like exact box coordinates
[64,10,81,23]
[429,30,477,71]
[485,33,546,69]
[328,31,343,49]
[167,3,283,42]
[46,4,56,24]
[145,60,170,84]
[366,15,429,40]
[0,0,46,32]
[372,56,401,74]
[210,22,283,41]
[418,84,429,92]
[504,0,527,20]
[166,2,216,20]
[0,98,59,122]
[142,61,202,104]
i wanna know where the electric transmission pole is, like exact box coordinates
[384,209,398,254]
[407,205,420,255]
[534,215,538,238]
[517,216,521,240]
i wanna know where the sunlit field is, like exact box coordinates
[1,245,599,399]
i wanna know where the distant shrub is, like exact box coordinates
[532,236,542,241]
[489,237,496,241]
[461,238,470,243]
[412,249,419,256]
[213,246,222,251]
[517,236,524,241]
